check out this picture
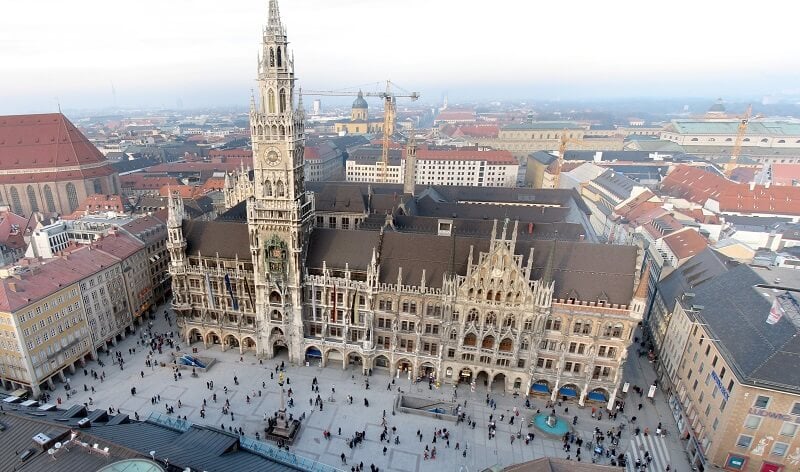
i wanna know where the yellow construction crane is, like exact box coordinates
[552,129,584,188]
[724,105,753,179]
[304,81,420,183]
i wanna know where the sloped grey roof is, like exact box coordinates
[686,264,800,393]
[183,220,250,259]
[306,230,637,304]
[656,248,736,313]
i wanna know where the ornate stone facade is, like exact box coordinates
[168,0,644,408]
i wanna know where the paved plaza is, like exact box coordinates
[5,303,693,471]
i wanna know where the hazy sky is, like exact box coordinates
[2,0,799,113]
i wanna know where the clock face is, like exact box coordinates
[265,148,281,166]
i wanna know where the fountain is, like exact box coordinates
[531,412,571,437]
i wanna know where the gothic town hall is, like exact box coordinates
[167,0,646,408]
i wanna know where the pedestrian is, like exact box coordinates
[382,446,387,455]
[341,453,346,464]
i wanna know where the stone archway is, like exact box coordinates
[476,370,490,389]
[187,328,202,345]
[272,339,289,358]
[459,367,474,384]
[396,358,413,379]
[558,383,581,402]
[373,355,390,371]
[206,331,221,347]
[530,379,551,396]
[305,345,322,364]
[419,362,436,380]
[491,372,506,393]
[223,334,240,351]
[242,336,257,353]
[588,388,610,404]
[326,348,344,369]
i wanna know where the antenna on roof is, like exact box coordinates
[56,97,61,113]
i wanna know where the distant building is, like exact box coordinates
[0,113,120,216]
[333,91,385,135]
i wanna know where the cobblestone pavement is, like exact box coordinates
[6,305,693,472]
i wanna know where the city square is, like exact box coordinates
[40,302,691,472]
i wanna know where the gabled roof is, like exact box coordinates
[183,220,249,259]
[660,165,729,204]
[687,265,800,393]
[661,228,708,262]
[656,248,735,312]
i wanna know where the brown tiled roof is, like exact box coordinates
[120,174,180,190]
[183,220,249,259]
[771,163,800,186]
[661,164,800,216]
[0,113,107,171]
[71,194,129,214]
[662,228,708,261]
[660,165,728,204]
[307,230,637,304]
[0,208,31,249]
[0,246,119,312]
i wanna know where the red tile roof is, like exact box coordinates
[208,149,252,160]
[0,113,109,171]
[771,164,800,186]
[201,178,226,192]
[660,165,728,204]
[159,185,204,198]
[0,209,31,250]
[662,228,708,261]
[452,125,500,138]
[120,175,181,190]
[614,190,663,223]
[0,246,119,312]
[72,194,129,214]
[435,110,477,122]
[145,160,249,173]
[661,164,800,216]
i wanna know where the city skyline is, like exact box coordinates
[2,0,799,114]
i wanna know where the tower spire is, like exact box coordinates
[267,0,283,34]
[541,232,558,288]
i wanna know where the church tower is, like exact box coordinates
[248,0,314,363]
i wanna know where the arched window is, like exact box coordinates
[761,138,769,143]
[9,187,23,215]
[725,138,733,142]
[277,47,282,67]
[26,185,39,212]
[743,138,751,142]
[778,140,786,144]
[463,333,476,347]
[708,138,716,142]
[499,338,513,352]
[279,89,286,113]
[481,335,494,349]
[93,179,102,194]
[270,309,282,321]
[269,48,275,67]
[504,315,515,329]
[65,183,79,212]
[264,180,272,197]
[467,309,478,323]
[268,90,276,114]
[690,137,699,141]
[275,180,285,197]
[485,312,497,327]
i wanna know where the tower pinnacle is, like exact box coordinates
[267,0,283,34]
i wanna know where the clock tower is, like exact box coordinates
[248,0,314,363]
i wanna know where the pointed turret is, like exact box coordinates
[541,233,558,289]
[267,0,283,35]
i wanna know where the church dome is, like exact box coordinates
[352,91,368,109]
[708,98,726,113]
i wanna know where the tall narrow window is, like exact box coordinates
[65,183,79,213]
[26,185,39,212]
[268,89,276,114]
[93,179,102,194]
[275,180,285,197]
[264,180,272,197]
[277,47,282,67]
[269,48,275,67]
[9,187,23,214]
[279,89,286,113]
